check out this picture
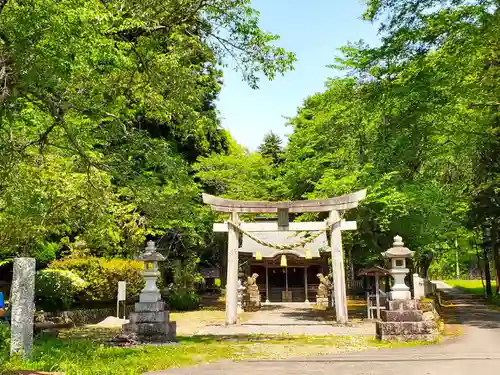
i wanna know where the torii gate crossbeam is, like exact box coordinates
[203,189,367,325]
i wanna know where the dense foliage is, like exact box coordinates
[2,0,500,301]
[195,1,500,292]
[36,269,88,310]
[0,1,295,267]
[48,257,145,303]
[0,323,9,353]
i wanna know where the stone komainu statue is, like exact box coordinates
[246,273,259,286]
[244,273,260,310]
[316,273,331,298]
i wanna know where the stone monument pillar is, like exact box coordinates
[124,241,176,343]
[376,236,438,342]
[10,257,36,358]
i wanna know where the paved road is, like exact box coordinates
[148,286,500,375]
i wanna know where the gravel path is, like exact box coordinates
[148,285,500,375]
[195,303,374,336]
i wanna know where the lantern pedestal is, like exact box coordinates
[376,299,438,342]
[124,301,177,343]
[139,268,162,303]
[389,267,411,300]
[123,241,176,343]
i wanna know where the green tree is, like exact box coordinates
[358,0,500,292]
[258,131,283,165]
[194,142,278,201]
[0,0,296,261]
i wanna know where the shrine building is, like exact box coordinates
[239,229,330,303]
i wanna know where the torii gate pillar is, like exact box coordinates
[330,210,348,323]
[226,211,239,325]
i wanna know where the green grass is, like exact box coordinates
[445,280,497,296]
[444,280,500,306]
[445,279,496,292]
[0,327,437,375]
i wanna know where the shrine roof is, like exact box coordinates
[357,266,391,277]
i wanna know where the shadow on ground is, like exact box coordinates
[178,334,331,343]
[248,299,367,325]
[440,288,500,330]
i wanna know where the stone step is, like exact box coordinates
[135,301,165,312]
[124,321,176,342]
[129,310,170,324]
[376,320,438,336]
[381,310,424,322]
[386,299,420,311]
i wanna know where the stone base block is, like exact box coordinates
[316,297,329,308]
[124,321,176,342]
[135,301,165,312]
[245,299,261,311]
[376,320,437,337]
[129,310,170,324]
[386,299,420,311]
[377,333,438,343]
[381,309,423,322]
[282,291,292,302]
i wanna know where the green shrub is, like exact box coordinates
[167,290,201,311]
[0,322,11,357]
[165,257,202,310]
[49,257,145,303]
[33,241,59,267]
[36,269,88,311]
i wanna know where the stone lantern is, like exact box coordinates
[382,235,414,300]
[376,235,438,342]
[136,240,165,303]
[123,240,176,343]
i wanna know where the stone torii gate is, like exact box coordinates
[203,190,366,325]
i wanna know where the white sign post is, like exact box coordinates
[117,281,126,318]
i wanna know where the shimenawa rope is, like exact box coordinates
[227,220,336,250]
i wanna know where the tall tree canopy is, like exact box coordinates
[277,0,499,283]
[2,0,500,292]
[199,0,499,283]
[0,0,295,261]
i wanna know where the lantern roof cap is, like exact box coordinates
[382,235,414,258]
[136,240,165,262]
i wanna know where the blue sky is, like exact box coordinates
[217,0,381,151]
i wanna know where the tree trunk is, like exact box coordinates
[492,222,500,295]
[385,275,391,293]
[475,241,486,293]
[480,228,493,297]
[484,246,493,297]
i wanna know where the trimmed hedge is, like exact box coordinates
[49,257,145,303]
[36,269,88,310]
